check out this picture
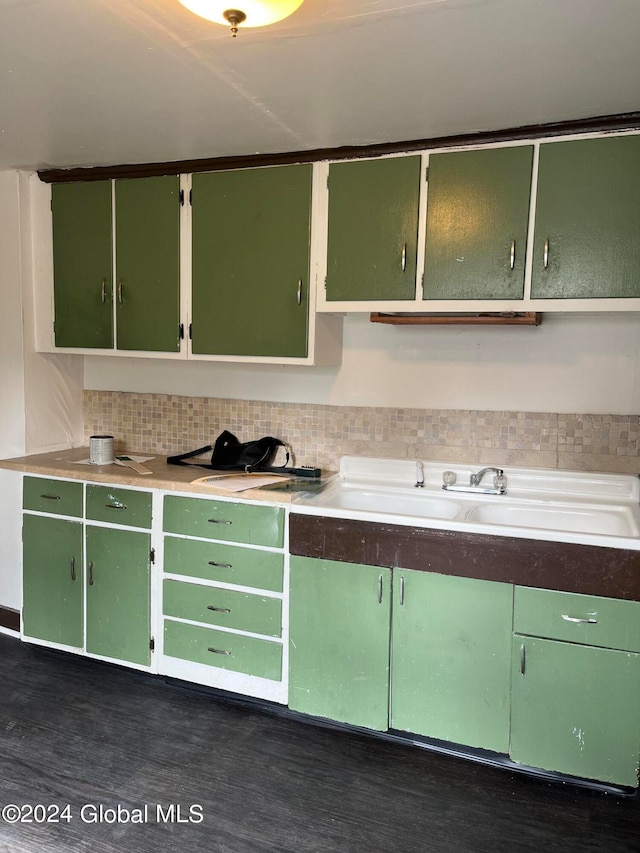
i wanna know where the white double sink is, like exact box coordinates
[296,457,640,546]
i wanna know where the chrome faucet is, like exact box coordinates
[470,467,504,488]
[442,466,507,495]
[415,461,425,488]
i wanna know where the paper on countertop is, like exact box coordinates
[191,473,292,492]
[72,455,155,466]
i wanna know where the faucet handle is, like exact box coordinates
[494,473,507,492]
[443,471,457,487]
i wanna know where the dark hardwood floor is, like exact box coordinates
[0,633,638,853]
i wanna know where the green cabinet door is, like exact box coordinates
[22,514,83,648]
[532,135,640,299]
[289,556,391,730]
[85,525,151,666]
[510,637,640,786]
[423,146,533,300]
[52,181,113,348]
[191,164,311,358]
[326,156,420,301]
[391,571,513,752]
[115,176,181,351]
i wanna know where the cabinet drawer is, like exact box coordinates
[23,476,83,517]
[163,619,282,680]
[86,485,152,528]
[514,586,640,652]
[164,536,283,591]
[163,579,281,637]
[163,495,284,547]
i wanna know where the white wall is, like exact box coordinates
[84,312,640,415]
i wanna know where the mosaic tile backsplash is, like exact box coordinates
[84,391,640,475]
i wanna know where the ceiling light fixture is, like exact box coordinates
[178,0,304,37]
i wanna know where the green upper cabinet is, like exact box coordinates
[52,176,181,352]
[531,135,640,299]
[289,556,391,731]
[423,146,534,300]
[115,176,181,351]
[52,181,113,348]
[325,155,421,301]
[191,164,312,358]
[391,571,513,753]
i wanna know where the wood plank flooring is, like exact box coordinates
[0,633,638,853]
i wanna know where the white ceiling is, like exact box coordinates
[1,0,639,172]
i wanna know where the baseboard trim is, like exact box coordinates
[0,606,20,633]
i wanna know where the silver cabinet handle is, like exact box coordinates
[519,643,526,675]
[207,605,231,613]
[510,240,515,270]
[543,238,549,269]
[88,561,94,586]
[101,279,107,303]
[401,242,407,272]
[399,575,405,606]
[208,518,232,525]
[297,279,302,306]
[208,560,232,568]
[70,557,76,582]
[40,494,61,501]
[561,614,597,624]
[207,647,231,656]
[118,280,124,304]
[105,501,126,510]
[377,574,383,604]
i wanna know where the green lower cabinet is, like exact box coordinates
[22,514,83,648]
[390,571,513,752]
[289,556,391,730]
[85,525,151,666]
[510,636,640,787]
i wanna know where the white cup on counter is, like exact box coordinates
[89,435,115,465]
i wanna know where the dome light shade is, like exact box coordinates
[178,0,304,33]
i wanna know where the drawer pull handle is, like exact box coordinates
[208,518,232,525]
[401,242,407,272]
[377,574,383,604]
[101,279,107,303]
[399,575,405,606]
[40,494,61,501]
[70,557,76,582]
[88,561,94,586]
[297,278,302,305]
[208,561,232,569]
[510,239,516,270]
[207,605,231,613]
[561,614,597,624]
[543,238,549,269]
[520,643,526,676]
[207,647,231,656]
[105,501,127,510]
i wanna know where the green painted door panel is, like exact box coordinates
[423,146,533,300]
[164,535,284,591]
[163,619,282,680]
[23,476,83,517]
[22,514,83,647]
[191,164,311,357]
[163,579,282,637]
[514,586,640,652]
[289,556,391,731]
[115,176,181,351]
[326,156,420,301]
[86,485,152,529]
[532,135,640,298]
[52,181,113,348]
[391,571,513,752]
[510,637,640,786]
[163,495,284,547]
[85,526,151,666]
